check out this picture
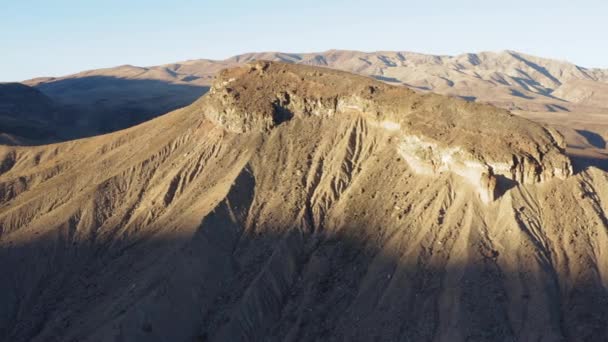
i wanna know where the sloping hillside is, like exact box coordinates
[1,62,607,341]
[553,79,608,109]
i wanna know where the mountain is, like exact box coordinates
[1,62,607,341]
[224,50,608,111]
[25,65,209,139]
[553,79,608,109]
[25,50,608,114]
[19,50,608,168]
[0,83,64,144]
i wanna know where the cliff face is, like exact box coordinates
[201,61,573,202]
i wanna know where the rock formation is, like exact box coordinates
[202,61,573,202]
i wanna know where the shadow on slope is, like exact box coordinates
[1,219,607,341]
[570,154,608,172]
[18,76,209,145]
[568,130,608,172]
[576,130,606,149]
[372,75,402,83]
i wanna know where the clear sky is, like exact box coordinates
[1,0,606,81]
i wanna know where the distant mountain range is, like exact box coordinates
[25,49,608,112]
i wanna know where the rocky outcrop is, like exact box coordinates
[397,133,572,203]
[200,61,573,202]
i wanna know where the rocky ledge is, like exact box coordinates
[198,61,573,202]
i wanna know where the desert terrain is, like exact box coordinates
[4,50,605,172]
[0,61,607,341]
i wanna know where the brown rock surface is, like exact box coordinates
[202,61,572,201]
[0,62,607,342]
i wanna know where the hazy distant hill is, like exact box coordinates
[26,66,208,138]
[0,83,64,144]
[553,79,608,109]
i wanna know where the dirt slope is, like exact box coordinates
[1,62,608,341]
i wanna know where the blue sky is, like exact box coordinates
[1,0,606,81]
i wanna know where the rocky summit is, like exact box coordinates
[202,61,573,202]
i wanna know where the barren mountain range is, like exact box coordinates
[1,60,608,341]
[25,49,608,115]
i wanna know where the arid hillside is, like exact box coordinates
[1,62,608,341]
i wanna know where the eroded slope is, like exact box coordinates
[201,61,572,202]
[0,62,607,342]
